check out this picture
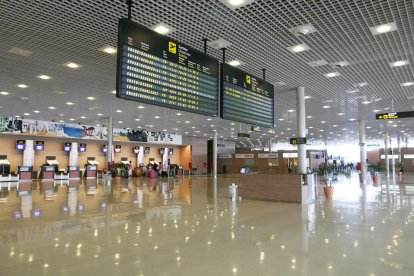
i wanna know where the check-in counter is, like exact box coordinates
[67,166,80,179]
[85,159,99,179]
[237,173,316,204]
[39,165,55,180]
[18,166,33,181]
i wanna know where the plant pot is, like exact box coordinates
[113,176,121,184]
[323,186,334,199]
[372,175,380,187]
[398,171,403,178]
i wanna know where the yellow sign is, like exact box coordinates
[168,42,177,54]
[246,75,251,84]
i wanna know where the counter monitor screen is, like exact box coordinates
[116,18,219,116]
[114,145,121,153]
[144,147,150,154]
[168,148,174,155]
[160,148,165,155]
[16,140,26,150]
[134,146,139,154]
[220,63,274,128]
[35,141,44,151]
[79,143,87,152]
[102,145,107,153]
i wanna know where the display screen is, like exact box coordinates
[102,145,107,153]
[64,142,71,152]
[134,146,140,154]
[116,18,219,116]
[144,147,150,154]
[114,145,121,153]
[16,139,26,150]
[168,148,174,155]
[35,141,44,151]
[220,63,274,128]
[160,148,165,155]
[78,143,87,152]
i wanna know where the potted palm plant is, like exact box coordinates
[111,162,129,184]
[318,164,350,199]
[368,162,386,186]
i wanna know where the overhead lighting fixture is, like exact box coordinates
[346,89,359,94]
[150,23,175,35]
[207,38,232,50]
[304,95,311,99]
[118,121,123,124]
[116,110,122,113]
[330,61,350,68]
[176,113,182,116]
[322,105,331,108]
[307,116,313,118]
[389,60,409,67]
[87,96,95,100]
[372,109,380,112]
[287,43,310,53]
[111,90,116,94]
[66,102,73,105]
[227,59,245,67]
[0,91,9,95]
[48,106,56,110]
[99,45,117,54]
[287,109,295,112]
[370,22,398,35]
[137,105,145,109]
[401,82,414,87]
[337,113,345,116]
[362,100,372,104]
[37,75,52,80]
[64,62,81,69]
[219,0,256,10]
[154,115,160,119]
[97,113,103,116]
[289,23,317,37]
[69,118,75,121]
[7,47,33,57]
[355,82,368,87]
[17,84,28,88]
[33,110,40,113]
[307,59,328,68]
[324,72,340,78]
[80,116,86,119]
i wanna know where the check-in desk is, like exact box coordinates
[39,165,55,180]
[0,158,18,182]
[18,166,33,181]
[84,160,99,179]
[67,166,80,179]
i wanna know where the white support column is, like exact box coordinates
[397,135,402,164]
[213,131,217,178]
[162,148,169,170]
[69,142,78,166]
[137,146,144,166]
[384,132,389,177]
[23,140,34,167]
[358,120,367,184]
[296,87,307,174]
[106,117,113,169]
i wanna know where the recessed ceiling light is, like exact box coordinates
[53,91,66,95]
[17,84,28,88]
[349,118,356,121]
[307,59,328,68]
[150,23,175,35]
[191,126,196,129]
[286,43,310,53]
[337,113,345,116]
[307,115,313,118]
[111,90,116,94]
[321,121,327,123]
[389,60,409,67]
[185,121,190,123]
[48,106,56,110]
[322,105,331,108]
[37,75,52,80]
[355,82,368,87]
[227,59,245,67]
[64,62,81,69]
[206,118,212,121]
[135,118,140,121]
[346,89,359,94]
[33,110,40,113]
[330,61,350,68]
[116,110,122,113]
[304,96,311,99]
[219,0,256,10]
[401,82,414,87]
[287,109,295,112]
[370,22,398,35]
[66,102,73,105]
[176,113,182,116]
[278,118,284,121]
[87,96,95,100]
[362,100,372,104]
[80,116,86,119]
[118,121,123,124]
[0,91,9,95]
[59,120,65,123]
[137,106,145,109]
[324,72,340,78]
[7,47,33,57]
[97,113,103,116]
[207,38,232,50]
[99,45,117,54]
[154,115,160,118]
[372,109,380,112]
[23,113,30,116]
[289,23,317,37]
[69,118,75,121]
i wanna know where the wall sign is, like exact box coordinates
[258,153,278,158]
[235,154,254,159]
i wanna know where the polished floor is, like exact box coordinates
[0,172,413,275]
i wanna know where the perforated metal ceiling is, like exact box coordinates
[0,0,413,148]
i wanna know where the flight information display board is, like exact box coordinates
[220,63,274,128]
[116,18,219,116]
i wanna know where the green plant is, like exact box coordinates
[317,164,350,186]
[111,162,129,178]
[368,162,386,174]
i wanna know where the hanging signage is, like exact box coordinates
[144,147,150,154]
[35,140,44,151]
[114,145,121,153]
[290,137,307,145]
[283,152,298,158]
[116,18,219,116]
[376,111,414,120]
[168,148,174,155]
[63,142,71,152]
[133,146,140,154]
[78,143,87,152]
[15,139,26,150]
[220,63,274,128]
[235,154,254,158]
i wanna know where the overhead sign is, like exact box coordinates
[258,153,278,158]
[290,137,306,145]
[235,154,254,158]
[116,19,219,116]
[220,63,274,128]
[218,154,232,159]
[283,152,298,158]
[376,111,414,120]
[238,133,250,138]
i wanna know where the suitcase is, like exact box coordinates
[149,170,156,178]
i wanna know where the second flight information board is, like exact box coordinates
[220,63,274,128]
[116,18,219,116]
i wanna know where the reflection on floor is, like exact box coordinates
[0,173,413,275]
